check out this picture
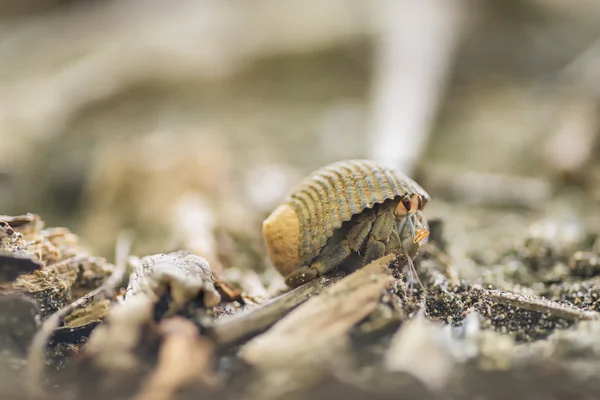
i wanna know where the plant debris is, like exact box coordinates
[0,197,599,400]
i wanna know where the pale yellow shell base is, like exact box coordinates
[262,204,301,278]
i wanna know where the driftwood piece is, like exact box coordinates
[0,214,79,270]
[0,217,43,282]
[204,271,346,347]
[0,254,41,283]
[0,214,44,236]
[0,214,115,320]
[236,254,398,400]
[26,232,132,400]
[67,295,161,400]
[84,295,156,370]
[0,214,119,400]
[133,317,217,400]
[56,251,223,400]
[240,254,396,367]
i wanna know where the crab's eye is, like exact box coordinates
[410,194,423,213]
[394,194,412,218]
[401,195,412,212]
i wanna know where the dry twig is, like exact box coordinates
[205,271,345,347]
[484,289,599,321]
[26,231,133,399]
[238,254,397,400]
[133,317,217,400]
[240,254,397,367]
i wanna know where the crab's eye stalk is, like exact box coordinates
[410,194,423,213]
[401,195,412,211]
[394,194,412,219]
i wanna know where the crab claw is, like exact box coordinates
[412,227,430,244]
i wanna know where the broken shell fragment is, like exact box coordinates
[125,251,221,316]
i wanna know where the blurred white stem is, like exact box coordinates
[368,0,466,175]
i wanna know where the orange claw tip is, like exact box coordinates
[413,227,430,244]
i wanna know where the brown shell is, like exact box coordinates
[282,159,430,266]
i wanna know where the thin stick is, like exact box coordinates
[205,273,342,347]
[485,289,599,321]
[26,231,133,400]
[239,254,397,367]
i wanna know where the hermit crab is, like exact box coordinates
[262,159,431,288]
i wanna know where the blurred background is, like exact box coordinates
[1,0,599,278]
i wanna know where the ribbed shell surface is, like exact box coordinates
[285,159,430,266]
